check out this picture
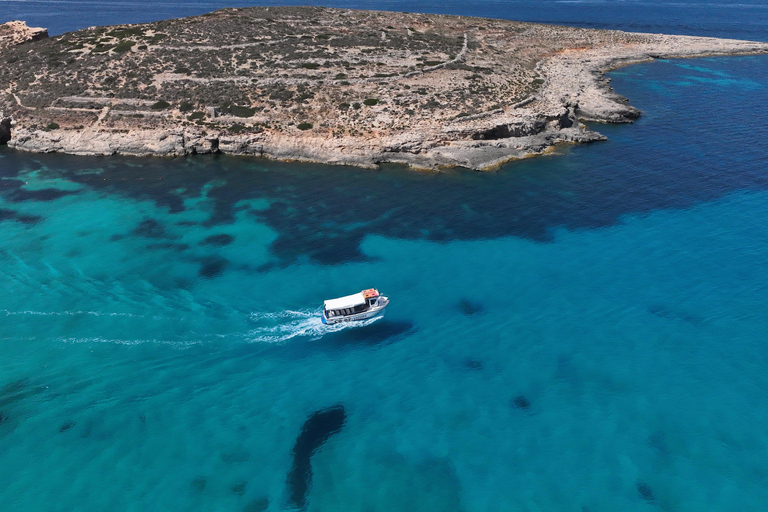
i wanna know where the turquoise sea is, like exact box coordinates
[2,2,768,511]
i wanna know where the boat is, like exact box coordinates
[321,288,389,324]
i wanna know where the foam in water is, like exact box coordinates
[246,309,384,344]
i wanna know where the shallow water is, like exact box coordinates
[2,4,768,512]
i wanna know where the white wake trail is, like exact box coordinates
[245,308,382,344]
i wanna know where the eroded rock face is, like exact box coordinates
[0,116,12,145]
[1,9,767,169]
[0,21,48,52]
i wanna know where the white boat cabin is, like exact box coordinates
[322,289,387,324]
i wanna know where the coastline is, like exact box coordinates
[2,9,767,170]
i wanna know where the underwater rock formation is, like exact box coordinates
[286,405,347,510]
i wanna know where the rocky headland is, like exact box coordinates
[1,7,767,170]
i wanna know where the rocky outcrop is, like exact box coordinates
[2,8,768,170]
[0,115,13,145]
[0,21,48,52]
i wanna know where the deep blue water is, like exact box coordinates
[2,2,768,512]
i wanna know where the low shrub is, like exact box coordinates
[363,98,379,106]
[187,111,205,121]
[179,101,194,112]
[113,41,135,53]
[297,122,313,130]
[151,100,171,110]
[224,104,256,118]
[46,122,60,130]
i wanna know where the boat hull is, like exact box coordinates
[321,303,388,325]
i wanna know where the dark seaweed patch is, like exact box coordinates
[5,91,768,270]
[0,378,46,407]
[243,497,269,512]
[131,218,173,239]
[231,480,247,496]
[464,358,483,369]
[0,410,7,425]
[200,233,234,246]
[637,481,655,501]
[146,242,190,251]
[0,177,79,203]
[220,449,251,464]
[457,299,484,316]
[286,405,347,510]
[190,476,207,493]
[58,420,76,433]
[0,208,42,225]
[511,395,531,409]
[198,257,228,278]
[649,304,701,324]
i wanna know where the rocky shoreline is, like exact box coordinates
[2,9,767,170]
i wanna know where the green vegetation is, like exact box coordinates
[338,102,350,110]
[297,122,313,130]
[91,44,113,53]
[107,27,144,38]
[46,122,60,130]
[147,33,166,44]
[363,98,379,106]
[113,41,135,53]
[222,104,256,117]
[151,100,171,110]
[229,123,246,133]
[179,101,194,112]
[187,111,205,121]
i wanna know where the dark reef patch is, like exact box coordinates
[243,497,269,512]
[0,410,7,425]
[0,378,46,408]
[286,404,347,510]
[637,481,655,501]
[58,420,76,433]
[648,304,701,325]
[220,448,251,464]
[1,178,79,202]
[0,208,42,225]
[4,89,768,271]
[457,299,484,316]
[648,431,668,455]
[464,358,484,370]
[200,233,234,246]
[190,476,207,493]
[198,256,228,278]
[146,242,190,251]
[131,218,174,239]
[231,480,247,496]
[511,395,531,409]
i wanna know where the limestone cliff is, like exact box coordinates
[1,8,766,169]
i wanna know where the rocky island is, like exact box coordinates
[1,7,767,170]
